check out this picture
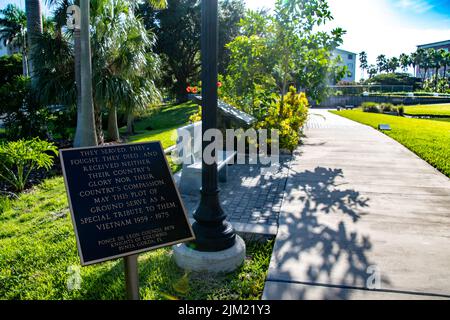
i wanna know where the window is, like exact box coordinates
[348,54,353,60]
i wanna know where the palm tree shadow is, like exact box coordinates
[269,166,391,300]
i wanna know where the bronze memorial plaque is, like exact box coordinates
[60,142,195,266]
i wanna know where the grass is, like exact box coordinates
[404,103,450,117]
[123,102,198,149]
[330,110,450,178]
[0,101,272,300]
[0,177,273,300]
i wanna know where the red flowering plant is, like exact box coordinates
[186,81,223,96]
[188,81,225,123]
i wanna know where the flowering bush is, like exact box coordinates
[186,82,222,95]
[257,86,309,152]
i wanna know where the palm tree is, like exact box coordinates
[359,51,368,79]
[368,65,377,79]
[419,49,434,81]
[432,49,445,90]
[442,51,450,80]
[91,0,161,142]
[376,54,387,73]
[0,4,28,76]
[34,0,162,144]
[399,53,410,72]
[25,0,43,83]
[388,57,399,73]
[410,51,419,77]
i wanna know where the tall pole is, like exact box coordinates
[79,0,98,147]
[191,0,236,252]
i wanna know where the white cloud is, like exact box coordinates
[396,0,434,13]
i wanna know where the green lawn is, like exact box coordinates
[123,102,198,149]
[0,177,273,300]
[404,103,450,116]
[330,110,450,177]
[0,102,273,300]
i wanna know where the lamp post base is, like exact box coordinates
[173,235,246,273]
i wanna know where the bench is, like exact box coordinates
[174,122,236,195]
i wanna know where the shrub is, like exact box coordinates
[189,106,202,123]
[380,103,394,113]
[0,76,52,140]
[365,73,422,90]
[258,86,309,152]
[423,77,450,94]
[362,102,381,113]
[0,54,22,87]
[0,138,58,192]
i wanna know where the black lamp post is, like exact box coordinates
[191,0,236,252]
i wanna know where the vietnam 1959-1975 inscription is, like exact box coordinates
[60,142,195,266]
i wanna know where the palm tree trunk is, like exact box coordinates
[25,0,43,84]
[435,67,439,91]
[78,0,98,147]
[107,104,120,142]
[73,28,85,147]
[126,111,135,135]
[22,51,29,76]
[95,103,104,145]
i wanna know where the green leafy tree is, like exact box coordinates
[0,54,22,87]
[226,0,345,111]
[139,0,201,102]
[218,0,245,75]
[273,0,345,105]
[139,0,247,102]
[225,31,277,116]
[0,4,28,75]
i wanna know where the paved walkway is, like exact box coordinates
[263,109,450,300]
[181,156,291,236]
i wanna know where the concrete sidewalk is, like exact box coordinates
[263,109,450,300]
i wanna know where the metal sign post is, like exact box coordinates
[60,142,195,300]
[124,255,140,300]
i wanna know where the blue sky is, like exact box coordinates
[2,0,450,79]
[246,0,450,79]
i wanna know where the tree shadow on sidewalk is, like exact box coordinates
[268,166,391,300]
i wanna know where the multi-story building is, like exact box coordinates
[331,48,357,84]
[416,39,450,78]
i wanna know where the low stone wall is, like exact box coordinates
[312,95,450,108]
